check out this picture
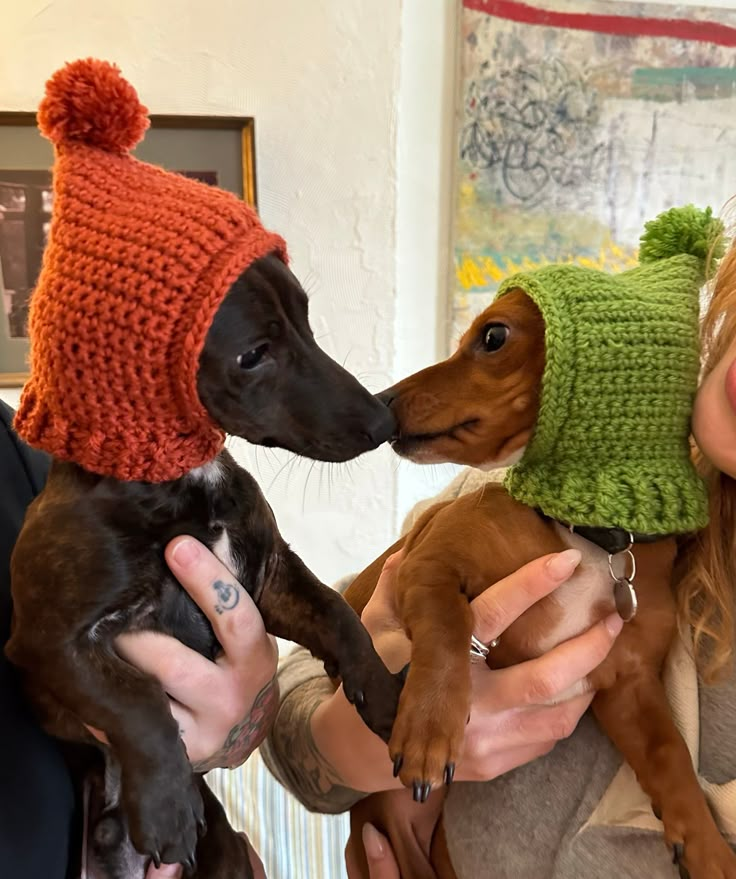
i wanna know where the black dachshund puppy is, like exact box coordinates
[9,255,402,878]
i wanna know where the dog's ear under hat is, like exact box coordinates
[494,205,724,536]
[14,59,287,482]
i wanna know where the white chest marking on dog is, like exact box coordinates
[535,525,616,701]
[188,459,224,488]
[212,528,238,579]
[478,445,527,471]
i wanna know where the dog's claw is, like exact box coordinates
[651,803,662,821]
[353,689,365,708]
[393,755,403,778]
[412,781,431,803]
[444,763,455,785]
[184,855,197,873]
[197,816,207,836]
[671,843,690,879]
[151,851,161,869]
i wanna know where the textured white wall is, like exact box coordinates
[0,0,409,585]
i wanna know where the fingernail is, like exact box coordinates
[149,863,182,878]
[171,538,199,568]
[546,549,581,579]
[362,823,385,860]
[605,612,624,637]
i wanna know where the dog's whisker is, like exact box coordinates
[341,349,355,370]
[302,460,319,512]
[266,453,299,493]
[284,453,306,494]
[302,270,319,298]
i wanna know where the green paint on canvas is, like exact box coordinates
[632,67,736,101]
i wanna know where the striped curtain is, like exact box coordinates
[208,750,350,879]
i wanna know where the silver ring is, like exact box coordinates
[470,634,499,662]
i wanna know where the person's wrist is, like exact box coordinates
[311,688,400,794]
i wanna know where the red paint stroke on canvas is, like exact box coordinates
[464,0,736,47]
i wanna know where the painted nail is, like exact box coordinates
[172,538,199,567]
[605,613,624,637]
[546,549,582,579]
[362,823,385,860]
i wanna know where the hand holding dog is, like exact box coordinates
[314,549,623,795]
[114,536,279,770]
[86,537,276,876]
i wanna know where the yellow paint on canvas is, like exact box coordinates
[455,240,638,291]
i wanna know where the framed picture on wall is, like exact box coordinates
[0,113,258,387]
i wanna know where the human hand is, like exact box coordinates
[314,548,622,793]
[89,537,279,770]
[86,537,275,877]
[344,823,401,879]
[119,536,279,770]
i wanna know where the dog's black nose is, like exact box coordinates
[361,401,397,446]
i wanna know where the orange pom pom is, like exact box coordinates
[37,58,149,153]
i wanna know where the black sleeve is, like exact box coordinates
[0,401,76,878]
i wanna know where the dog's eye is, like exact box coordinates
[237,344,269,370]
[483,324,509,352]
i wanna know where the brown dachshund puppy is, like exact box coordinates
[342,288,735,879]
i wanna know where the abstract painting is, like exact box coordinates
[451,0,736,343]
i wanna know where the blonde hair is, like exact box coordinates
[679,242,736,682]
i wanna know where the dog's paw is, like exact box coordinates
[388,688,465,799]
[124,770,205,869]
[343,664,404,744]
[668,827,736,879]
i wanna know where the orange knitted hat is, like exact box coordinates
[14,59,286,482]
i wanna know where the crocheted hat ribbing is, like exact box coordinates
[497,205,722,535]
[14,59,286,482]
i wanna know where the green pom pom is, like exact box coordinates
[639,204,725,265]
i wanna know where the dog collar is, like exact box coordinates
[539,513,676,622]
[537,511,670,554]
[557,522,668,555]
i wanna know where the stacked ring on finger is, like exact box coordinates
[470,633,500,662]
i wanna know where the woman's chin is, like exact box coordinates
[693,368,736,478]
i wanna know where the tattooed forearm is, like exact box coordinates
[192,674,279,772]
[262,676,365,813]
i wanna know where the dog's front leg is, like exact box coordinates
[258,548,403,743]
[26,644,204,870]
[593,676,736,878]
[388,555,475,800]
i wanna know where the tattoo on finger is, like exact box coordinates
[213,579,240,615]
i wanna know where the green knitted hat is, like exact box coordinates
[498,205,723,535]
